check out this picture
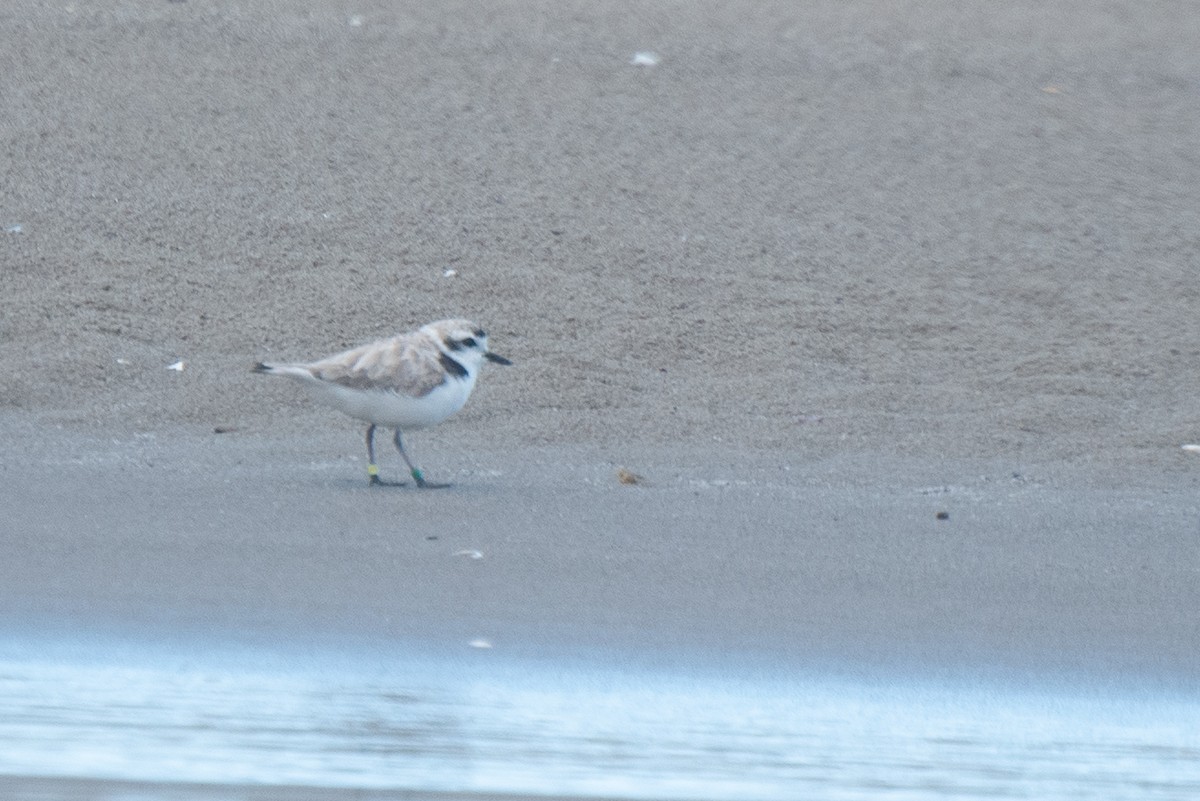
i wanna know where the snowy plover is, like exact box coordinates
[253,319,511,488]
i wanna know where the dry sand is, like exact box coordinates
[3,1,1200,682]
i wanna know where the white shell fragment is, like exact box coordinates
[1181,444,1200,453]
[468,639,493,649]
[630,51,660,67]
[454,549,484,560]
[166,360,185,372]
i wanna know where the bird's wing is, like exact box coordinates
[307,335,447,398]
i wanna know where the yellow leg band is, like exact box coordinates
[367,464,380,477]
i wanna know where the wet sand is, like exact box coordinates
[0,776,617,801]
[0,777,559,801]
[3,0,1200,733]
[4,418,1200,686]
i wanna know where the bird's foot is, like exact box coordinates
[412,468,450,489]
[367,465,407,487]
[368,475,408,487]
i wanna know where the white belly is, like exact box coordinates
[308,376,476,429]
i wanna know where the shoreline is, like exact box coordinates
[4,616,1199,801]
[0,776,630,801]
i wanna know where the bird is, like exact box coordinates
[253,318,511,488]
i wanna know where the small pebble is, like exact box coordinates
[616,467,644,485]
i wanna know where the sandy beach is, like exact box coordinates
[2,3,1200,794]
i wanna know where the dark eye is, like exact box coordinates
[474,328,486,338]
[461,337,477,348]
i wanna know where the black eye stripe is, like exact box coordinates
[444,335,483,350]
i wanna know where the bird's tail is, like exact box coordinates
[251,361,318,382]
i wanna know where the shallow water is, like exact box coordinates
[1,634,1198,801]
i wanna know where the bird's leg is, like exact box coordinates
[393,429,450,489]
[366,424,405,486]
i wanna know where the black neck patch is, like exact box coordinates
[440,352,469,379]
